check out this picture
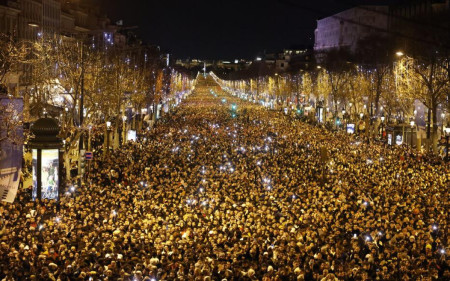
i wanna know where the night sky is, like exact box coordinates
[100,0,385,60]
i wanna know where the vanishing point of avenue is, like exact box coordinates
[0,1,449,280]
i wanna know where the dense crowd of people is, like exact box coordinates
[0,76,448,280]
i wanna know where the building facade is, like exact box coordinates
[314,1,449,55]
[314,5,389,54]
[0,0,125,91]
[264,49,313,73]
[0,0,19,35]
[389,0,449,51]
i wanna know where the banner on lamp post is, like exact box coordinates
[0,97,23,203]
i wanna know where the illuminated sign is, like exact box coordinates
[40,149,59,200]
[346,124,355,134]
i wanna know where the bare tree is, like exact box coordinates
[0,34,29,93]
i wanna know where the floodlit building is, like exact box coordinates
[314,5,389,54]
[314,1,449,55]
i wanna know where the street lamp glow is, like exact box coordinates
[106,121,111,128]
[28,22,39,28]
[396,51,404,57]
[410,120,415,127]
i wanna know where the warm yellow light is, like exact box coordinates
[396,51,404,57]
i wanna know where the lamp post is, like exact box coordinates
[349,102,352,121]
[381,116,385,139]
[342,109,346,131]
[29,117,63,200]
[359,112,364,135]
[410,120,415,148]
[105,121,111,157]
[445,126,450,161]
[87,125,92,151]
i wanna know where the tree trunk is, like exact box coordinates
[426,107,431,139]
[103,126,108,158]
[431,101,438,154]
[374,85,381,117]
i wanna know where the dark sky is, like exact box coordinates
[99,0,381,60]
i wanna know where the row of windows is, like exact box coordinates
[43,2,61,20]
[21,1,42,21]
[0,16,17,34]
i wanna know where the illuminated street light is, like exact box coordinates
[396,51,404,57]
[105,121,112,157]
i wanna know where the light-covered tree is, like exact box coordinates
[395,55,449,152]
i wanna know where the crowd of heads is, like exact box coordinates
[0,75,448,280]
